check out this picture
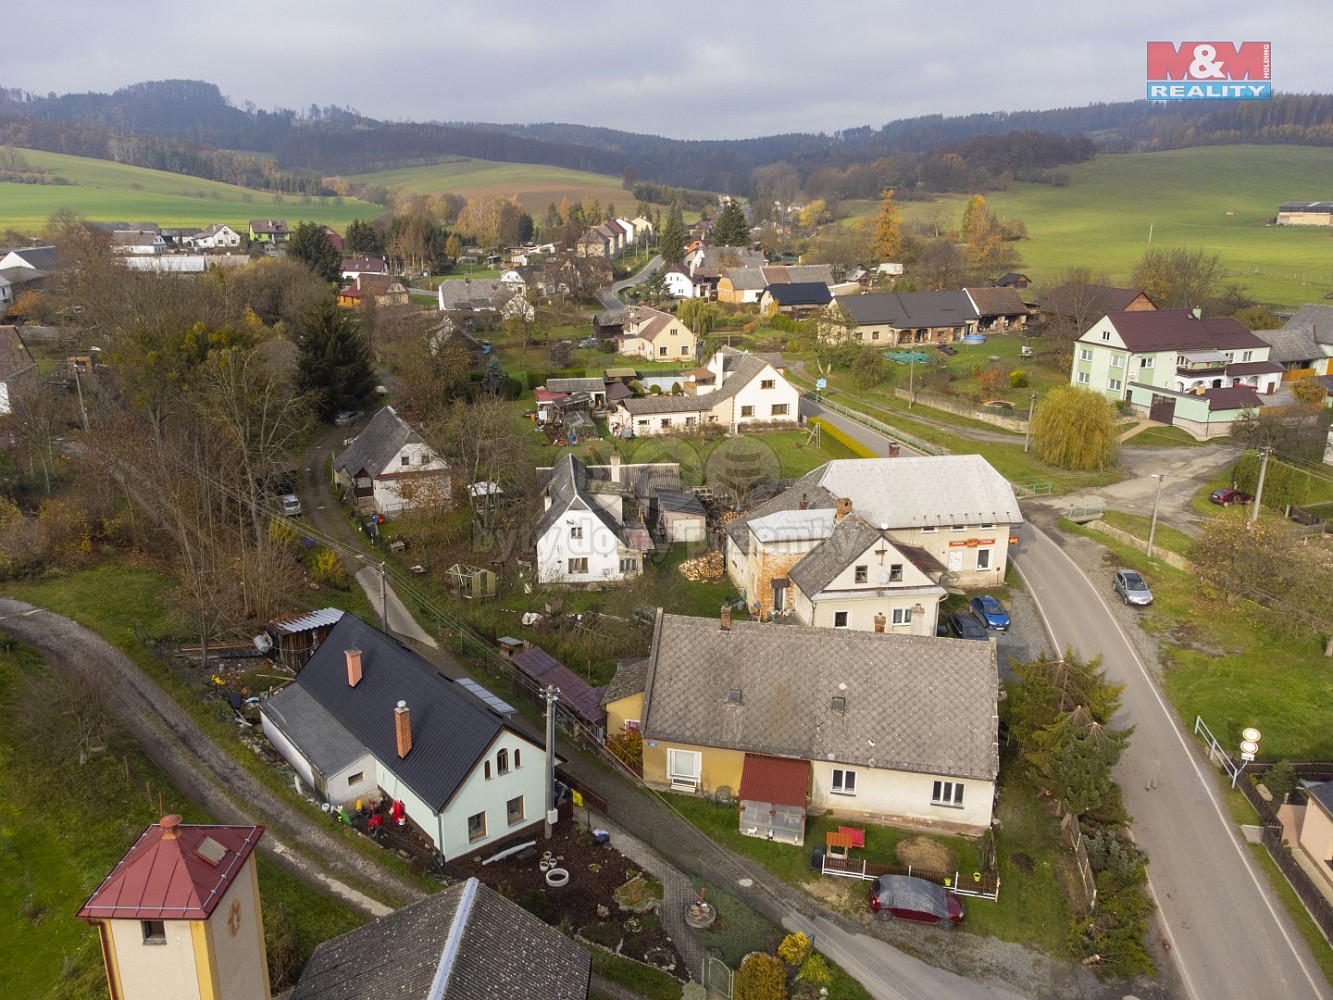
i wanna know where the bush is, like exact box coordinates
[1009,369,1029,388]
[1261,760,1299,804]
[736,952,787,1000]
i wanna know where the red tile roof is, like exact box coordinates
[739,753,810,807]
[77,819,264,922]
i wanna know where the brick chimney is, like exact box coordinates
[888,443,901,458]
[720,605,732,631]
[874,613,887,634]
[345,648,363,687]
[394,700,412,758]
[835,497,853,521]
[798,493,809,510]
[160,814,183,840]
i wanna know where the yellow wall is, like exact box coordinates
[642,738,746,797]
[605,692,644,737]
[107,916,201,1000]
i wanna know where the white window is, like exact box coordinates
[831,768,857,795]
[1111,355,1123,368]
[619,557,638,573]
[1079,348,1092,361]
[1077,372,1090,384]
[932,781,964,807]
[833,611,849,628]
[976,548,991,570]
[659,346,667,356]
[950,524,966,532]
[569,525,583,540]
[1140,357,1154,369]
[667,748,702,788]
[921,525,937,533]
[660,418,671,428]
[891,607,912,624]
[567,557,588,574]
[1108,378,1122,392]
[980,522,995,529]
[1243,350,1253,362]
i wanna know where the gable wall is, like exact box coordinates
[537,507,631,584]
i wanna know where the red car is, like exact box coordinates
[1210,488,1254,506]
[868,874,965,927]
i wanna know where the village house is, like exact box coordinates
[725,455,1021,619]
[718,264,834,305]
[615,305,697,362]
[261,614,547,859]
[334,405,451,517]
[336,272,409,308]
[1277,201,1333,226]
[340,256,389,280]
[1071,309,1283,436]
[1255,304,1333,379]
[112,230,166,255]
[290,878,592,1000]
[661,265,702,300]
[831,290,980,345]
[437,277,534,321]
[759,281,833,319]
[1039,283,1156,325]
[609,346,799,437]
[186,223,243,249]
[0,325,37,414]
[687,246,767,298]
[964,286,1030,331]
[603,611,1000,840]
[247,219,290,243]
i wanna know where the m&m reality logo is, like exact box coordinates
[1147,42,1271,101]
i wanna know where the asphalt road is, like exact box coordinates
[1013,522,1331,1000]
[800,392,1331,999]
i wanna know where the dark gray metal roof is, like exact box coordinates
[642,614,999,781]
[292,878,591,1000]
[655,489,706,516]
[837,291,979,329]
[765,282,832,306]
[280,614,534,810]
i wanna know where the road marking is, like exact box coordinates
[1015,527,1328,1000]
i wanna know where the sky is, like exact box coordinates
[6,2,1321,141]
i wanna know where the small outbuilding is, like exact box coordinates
[446,564,498,601]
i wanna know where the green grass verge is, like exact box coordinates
[0,148,381,231]
[0,637,365,999]
[588,950,683,1000]
[1060,520,1333,759]
[1098,510,1196,558]
[1122,425,1207,447]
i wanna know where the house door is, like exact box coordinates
[948,549,965,572]
[1150,394,1176,425]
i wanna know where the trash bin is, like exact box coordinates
[810,845,826,871]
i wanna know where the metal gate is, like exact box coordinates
[701,956,733,998]
[1149,394,1176,425]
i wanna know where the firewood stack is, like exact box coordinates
[678,551,725,582]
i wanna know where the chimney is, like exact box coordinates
[888,443,901,458]
[799,493,809,510]
[835,497,853,521]
[610,452,622,483]
[720,605,732,631]
[160,814,183,840]
[394,700,412,758]
[873,613,886,634]
[345,648,363,687]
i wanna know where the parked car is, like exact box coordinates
[334,409,363,426]
[968,595,1010,631]
[944,610,989,641]
[869,874,965,927]
[1210,488,1254,507]
[280,494,303,516]
[1112,568,1153,606]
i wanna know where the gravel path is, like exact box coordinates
[0,599,425,916]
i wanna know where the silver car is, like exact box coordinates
[1113,568,1153,606]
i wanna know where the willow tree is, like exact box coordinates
[1031,385,1120,470]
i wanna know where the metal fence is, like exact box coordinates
[803,393,946,456]
[819,854,1001,900]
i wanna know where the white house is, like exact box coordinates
[662,266,700,300]
[616,305,697,361]
[333,406,451,517]
[617,613,1000,838]
[534,454,657,585]
[188,223,243,249]
[261,614,547,860]
[340,257,389,281]
[113,231,166,255]
[609,347,799,437]
[726,455,1022,616]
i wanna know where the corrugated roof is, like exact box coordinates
[291,878,591,1000]
[512,647,606,725]
[270,607,345,635]
[78,822,264,922]
[738,753,810,807]
[642,615,999,781]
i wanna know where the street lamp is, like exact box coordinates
[1146,473,1166,558]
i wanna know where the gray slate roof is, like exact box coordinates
[263,614,531,810]
[1,245,57,270]
[535,453,627,543]
[620,352,773,416]
[643,615,999,781]
[260,683,366,777]
[602,657,650,707]
[837,291,979,329]
[655,489,706,516]
[334,405,429,479]
[291,877,591,1000]
[1256,304,1333,364]
[787,513,885,596]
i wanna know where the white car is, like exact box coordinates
[280,494,303,516]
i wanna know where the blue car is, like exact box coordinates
[968,595,1010,631]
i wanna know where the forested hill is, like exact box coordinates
[2,80,1332,195]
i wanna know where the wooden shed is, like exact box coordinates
[263,608,346,673]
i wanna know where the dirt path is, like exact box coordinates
[0,599,424,917]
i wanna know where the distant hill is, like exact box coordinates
[2,80,1332,196]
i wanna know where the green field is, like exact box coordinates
[0,148,382,232]
[876,145,1333,309]
[349,158,627,214]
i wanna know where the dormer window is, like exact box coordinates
[727,688,743,705]
[831,696,846,713]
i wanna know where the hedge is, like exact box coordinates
[808,417,877,458]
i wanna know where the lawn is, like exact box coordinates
[1098,509,1196,558]
[883,145,1333,309]
[348,157,628,217]
[1061,520,1333,760]
[0,638,365,999]
[0,148,381,232]
[1122,425,1207,448]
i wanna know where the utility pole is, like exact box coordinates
[542,685,560,839]
[908,352,915,409]
[1147,473,1166,558]
[1024,390,1037,453]
[378,561,388,633]
[73,368,89,432]
[1250,447,1272,525]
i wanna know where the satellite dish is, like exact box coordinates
[879,570,891,584]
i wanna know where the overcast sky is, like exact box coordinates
[7,2,1317,140]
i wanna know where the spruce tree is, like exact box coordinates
[294,299,376,420]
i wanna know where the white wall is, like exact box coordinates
[810,760,994,833]
[107,917,201,1000]
[730,364,800,429]
[261,713,318,791]
[438,731,548,859]
[537,506,629,584]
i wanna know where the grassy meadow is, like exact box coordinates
[349,158,627,215]
[0,148,382,232]
[861,145,1333,309]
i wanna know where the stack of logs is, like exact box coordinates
[678,551,725,582]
